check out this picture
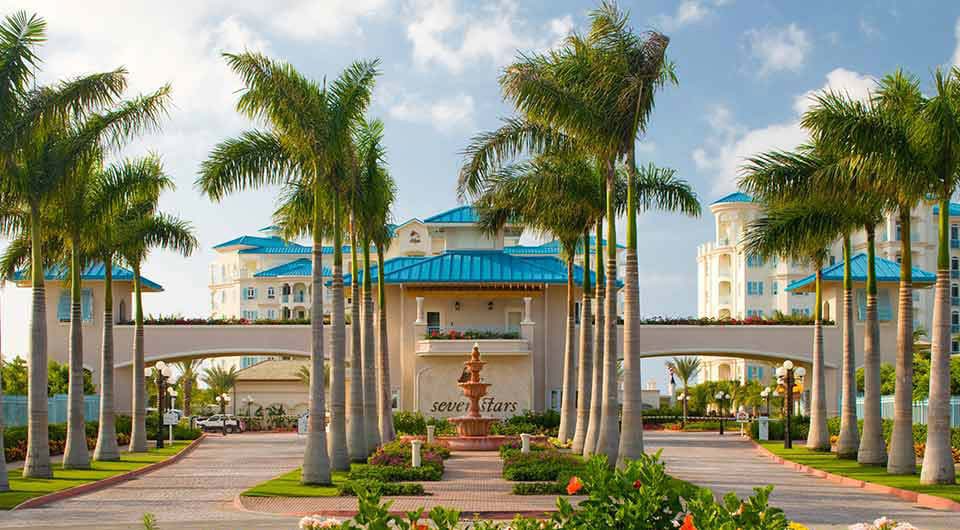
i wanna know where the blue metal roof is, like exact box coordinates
[375,250,602,286]
[253,258,331,278]
[236,244,377,255]
[213,235,293,250]
[13,262,163,291]
[786,253,935,291]
[504,236,626,255]
[520,255,622,288]
[710,192,753,205]
[340,257,426,285]
[423,206,478,224]
[932,203,960,216]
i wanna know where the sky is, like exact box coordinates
[1,0,959,392]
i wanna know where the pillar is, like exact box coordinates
[521,295,536,416]
[411,439,422,468]
[415,296,425,325]
[520,433,531,454]
[426,425,435,444]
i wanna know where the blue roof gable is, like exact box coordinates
[424,206,478,224]
[13,262,163,291]
[213,235,304,251]
[253,258,331,278]
[786,253,935,292]
[341,257,426,285]
[710,192,753,205]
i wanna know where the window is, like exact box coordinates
[550,389,562,411]
[267,286,275,299]
[267,309,276,320]
[953,257,959,271]
[57,289,94,322]
[791,308,811,317]
[746,254,764,268]
[952,283,959,298]
[953,340,959,354]
[952,224,959,240]
[574,302,581,325]
[772,281,778,295]
[245,286,256,300]
[746,309,764,318]
[242,310,258,321]
[426,311,441,333]
[747,281,764,296]
[391,389,399,410]
[895,253,902,264]
[829,255,836,265]
[895,221,902,241]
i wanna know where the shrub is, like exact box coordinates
[824,417,960,451]
[368,440,447,474]
[490,410,561,437]
[337,479,426,496]
[349,464,442,482]
[498,440,548,458]
[749,417,810,441]
[512,481,565,495]
[502,449,584,482]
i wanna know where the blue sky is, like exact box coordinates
[1,0,958,391]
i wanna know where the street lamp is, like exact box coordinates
[215,393,230,436]
[715,391,731,435]
[677,392,687,427]
[777,360,804,449]
[760,387,771,417]
[150,361,173,449]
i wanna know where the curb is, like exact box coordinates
[749,439,960,512]
[233,495,555,520]
[12,434,207,511]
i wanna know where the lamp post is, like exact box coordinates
[776,361,805,449]
[215,393,230,436]
[760,387,771,417]
[677,392,687,427]
[148,361,173,449]
[715,391,731,435]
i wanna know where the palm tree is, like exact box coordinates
[570,230,592,453]
[0,11,150,478]
[347,222,366,460]
[583,218,604,456]
[176,359,203,417]
[0,309,7,492]
[118,197,196,452]
[202,364,239,400]
[198,52,380,480]
[666,356,700,426]
[743,202,844,452]
[91,157,174,462]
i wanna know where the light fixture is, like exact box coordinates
[454,301,461,311]
[487,301,494,311]
[156,361,167,372]
[775,366,786,377]
[783,360,794,370]
[169,389,178,397]
[795,366,806,378]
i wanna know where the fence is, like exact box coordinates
[854,395,960,428]
[2,394,100,427]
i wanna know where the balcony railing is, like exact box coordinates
[416,337,530,356]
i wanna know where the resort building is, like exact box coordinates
[696,192,954,385]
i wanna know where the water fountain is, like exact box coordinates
[448,343,499,437]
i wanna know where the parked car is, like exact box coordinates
[195,414,244,433]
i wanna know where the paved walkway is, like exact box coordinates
[238,450,576,516]
[0,433,305,530]
[645,431,959,530]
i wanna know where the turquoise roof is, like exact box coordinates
[710,192,753,205]
[340,257,426,284]
[375,250,603,286]
[786,253,935,292]
[423,206,478,224]
[234,244,376,255]
[504,236,626,255]
[520,255,621,288]
[253,258,331,278]
[214,235,302,250]
[13,262,163,291]
[932,203,960,216]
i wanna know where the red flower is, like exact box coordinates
[566,476,583,495]
[680,514,696,530]
[632,479,642,489]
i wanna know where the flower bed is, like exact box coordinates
[501,448,584,482]
[423,328,521,340]
[367,439,448,476]
[638,315,832,326]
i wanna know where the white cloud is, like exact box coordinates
[264,0,390,41]
[745,23,811,75]
[386,91,475,132]
[652,0,731,31]
[405,0,573,74]
[859,17,879,39]
[953,17,960,67]
[693,68,875,196]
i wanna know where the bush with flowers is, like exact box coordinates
[367,439,449,477]
[847,517,917,530]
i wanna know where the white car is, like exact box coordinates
[195,414,244,433]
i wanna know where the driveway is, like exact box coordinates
[0,433,305,530]
[644,430,959,530]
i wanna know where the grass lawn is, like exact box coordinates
[760,442,960,503]
[241,467,352,498]
[1,441,192,510]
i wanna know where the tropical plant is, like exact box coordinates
[176,359,203,416]
[666,356,700,426]
[198,51,381,482]
[201,364,239,399]
[118,195,196,452]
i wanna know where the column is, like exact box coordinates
[521,295,536,414]
[415,296,425,324]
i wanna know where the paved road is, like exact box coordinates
[644,431,959,530]
[0,433,306,530]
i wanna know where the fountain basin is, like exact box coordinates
[449,416,499,436]
[401,434,549,451]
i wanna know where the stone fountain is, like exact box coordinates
[448,343,499,437]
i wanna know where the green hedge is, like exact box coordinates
[512,481,566,495]
[502,450,584,482]
[392,411,455,436]
[348,464,442,482]
[337,479,426,496]
[825,417,960,450]
[748,417,810,441]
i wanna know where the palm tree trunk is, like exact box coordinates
[183,378,192,418]
[361,242,380,452]
[94,259,120,461]
[889,209,915,473]
[597,160,620,464]
[618,149,643,467]
[24,203,51,478]
[64,241,90,468]
[129,264,148,453]
[0,303,9,491]
[858,225,885,464]
[921,197,956,484]
[302,191,332,484]
[328,196,349,471]
[557,254,577,442]
[806,266,830,451]
[347,226,366,461]
[584,220,604,456]
[837,236,859,459]
[571,231,592,454]
[375,245,394,443]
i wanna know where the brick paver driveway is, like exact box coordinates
[645,431,959,530]
[0,433,305,530]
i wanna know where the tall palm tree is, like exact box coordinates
[666,356,700,426]
[176,359,203,417]
[583,218,604,456]
[0,11,146,478]
[743,202,844,452]
[198,52,380,480]
[118,199,196,452]
[347,222,365,460]
[90,157,173,462]
[202,364,239,400]
[570,230,592,453]
[0,299,7,492]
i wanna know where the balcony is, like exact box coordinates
[282,294,290,303]
[416,338,530,356]
[293,293,306,303]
